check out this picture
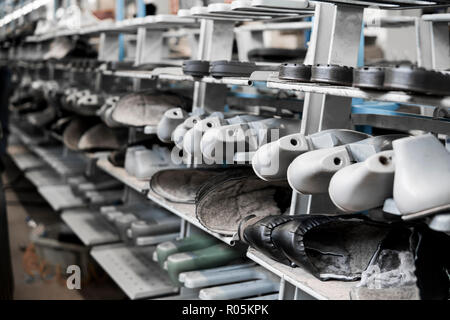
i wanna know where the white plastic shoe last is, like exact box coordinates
[329,150,395,213]
[201,118,301,165]
[393,134,450,220]
[253,129,370,181]
[156,107,188,143]
[287,134,404,194]
[183,114,263,162]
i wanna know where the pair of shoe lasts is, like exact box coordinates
[253,129,372,181]
[164,110,222,148]
[124,144,182,180]
[287,134,406,194]
[158,108,251,148]
[200,117,302,165]
[183,114,267,163]
[329,134,450,224]
[64,89,91,110]
[74,93,105,116]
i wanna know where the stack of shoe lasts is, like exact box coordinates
[195,170,292,236]
[62,117,127,152]
[287,134,406,195]
[182,113,266,164]
[239,213,449,299]
[110,91,191,128]
[328,134,450,233]
[74,92,105,116]
[252,129,371,181]
[156,107,190,143]
[62,88,91,112]
[200,117,302,165]
[170,111,214,149]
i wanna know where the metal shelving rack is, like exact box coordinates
[3,0,449,301]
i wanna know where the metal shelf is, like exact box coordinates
[9,123,47,145]
[91,243,178,300]
[267,73,450,109]
[31,145,87,177]
[25,167,65,186]
[96,156,236,245]
[247,248,356,300]
[7,144,45,171]
[37,185,86,212]
[147,189,236,246]
[25,15,198,43]
[97,158,149,194]
[61,209,120,246]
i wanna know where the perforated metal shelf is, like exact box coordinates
[247,248,356,300]
[147,189,237,246]
[61,209,120,246]
[97,158,150,194]
[91,243,178,299]
[37,185,86,211]
[7,144,45,171]
[25,167,65,186]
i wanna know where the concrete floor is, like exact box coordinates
[3,156,125,300]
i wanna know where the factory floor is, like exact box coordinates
[3,155,125,300]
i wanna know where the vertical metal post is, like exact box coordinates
[116,0,125,61]
[293,3,364,215]
[192,19,234,113]
[136,0,146,18]
[416,18,450,70]
[235,28,264,61]
[134,28,165,65]
[278,278,296,300]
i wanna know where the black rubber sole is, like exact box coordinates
[182,60,210,77]
[353,66,385,90]
[384,65,450,96]
[278,63,312,82]
[311,64,353,86]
